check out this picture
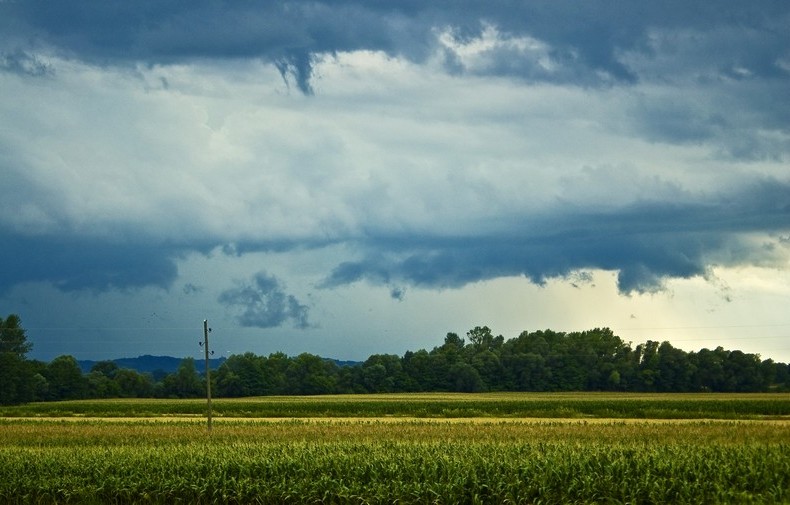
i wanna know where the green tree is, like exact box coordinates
[91,360,120,379]
[45,355,88,400]
[0,314,36,405]
[286,353,339,395]
[0,314,32,356]
[425,332,468,391]
[360,354,403,393]
[442,332,465,351]
[402,349,435,391]
[724,350,766,392]
[773,362,789,390]
[161,358,204,398]
[28,369,50,401]
[86,371,121,398]
[261,352,291,395]
[635,340,661,391]
[655,341,692,392]
[114,368,155,397]
[573,328,631,390]
[690,347,728,391]
[466,326,499,351]
[448,362,484,392]
[0,354,30,404]
[85,360,123,397]
[500,351,549,391]
[215,353,264,397]
[470,350,501,391]
[216,369,245,397]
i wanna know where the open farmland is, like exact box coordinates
[0,393,788,504]
[2,392,789,419]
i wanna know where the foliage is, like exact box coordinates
[0,314,31,356]
[2,316,789,404]
[160,357,203,398]
[0,314,37,405]
[44,355,88,400]
[208,326,788,398]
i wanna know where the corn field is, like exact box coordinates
[0,415,787,504]
[2,392,789,419]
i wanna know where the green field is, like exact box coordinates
[0,393,788,504]
[2,392,790,419]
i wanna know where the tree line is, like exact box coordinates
[2,314,788,404]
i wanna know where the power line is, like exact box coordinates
[25,327,203,331]
[639,336,790,343]
[614,323,790,331]
[25,324,790,334]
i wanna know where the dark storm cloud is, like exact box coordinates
[218,271,310,329]
[4,0,787,90]
[321,177,790,294]
[0,232,180,294]
[1,0,787,299]
[5,175,784,298]
[1,0,416,93]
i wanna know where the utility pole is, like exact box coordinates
[202,319,213,432]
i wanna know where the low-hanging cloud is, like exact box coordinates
[320,177,790,295]
[218,271,310,329]
[0,233,180,294]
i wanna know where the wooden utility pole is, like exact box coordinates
[203,319,212,432]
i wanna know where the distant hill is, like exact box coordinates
[78,355,226,376]
[78,355,359,376]
[333,359,361,368]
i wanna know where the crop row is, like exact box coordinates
[2,392,790,419]
[0,419,787,504]
[2,417,789,446]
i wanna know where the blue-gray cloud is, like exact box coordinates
[320,177,790,294]
[0,233,180,294]
[3,175,785,298]
[3,1,787,92]
[218,271,310,329]
[0,50,52,77]
[0,0,787,301]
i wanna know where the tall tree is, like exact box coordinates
[0,314,32,356]
[114,368,155,398]
[161,358,204,398]
[0,314,36,405]
[286,353,339,395]
[45,355,88,400]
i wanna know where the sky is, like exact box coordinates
[1,0,789,364]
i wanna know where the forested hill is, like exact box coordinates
[77,356,356,377]
[77,355,227,377]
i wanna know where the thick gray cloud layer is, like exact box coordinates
[0,234,180,293]
[321,177,790,294]
[3,1,788,89]
[1,0,788,314]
